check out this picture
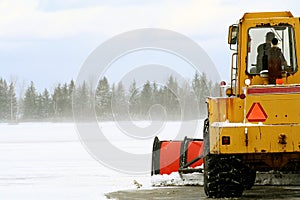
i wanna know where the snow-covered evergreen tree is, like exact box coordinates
[112,81,126,119]
[61,83,70,117]
[52,84,63,117]
[192,71,214,117]
[41,89,52,119]
[128,80,139,119]
[23,81,38,119]
[199,72,210,115]
[192,72,201,103]
[68,80,76,117]
[140,81,153,116]
[0,79,9,120]
[8,82,17,122]
[95,77,111,119]
[167,76,180,118]
[74,81,90,119]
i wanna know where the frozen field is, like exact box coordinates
[0,121,203,200]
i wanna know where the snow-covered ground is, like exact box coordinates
[0,121,204,200]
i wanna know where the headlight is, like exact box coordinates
[245,79,251,86]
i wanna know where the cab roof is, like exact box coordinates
[242,11,293,20]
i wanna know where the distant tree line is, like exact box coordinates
[0,72,220,122]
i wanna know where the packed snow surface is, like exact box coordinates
[0,121,204,200]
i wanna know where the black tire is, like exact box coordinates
[242,168,256,190]
[204,154,244,198]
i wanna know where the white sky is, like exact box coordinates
[1,0,300,93]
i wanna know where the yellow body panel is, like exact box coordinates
[208,97,244,123]
[246,92,300,124]
[208,91,300,154]
[208,87,300,126]
[210,124,300,154]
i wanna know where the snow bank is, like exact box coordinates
[151,172,203,187]
[256,172,300,186]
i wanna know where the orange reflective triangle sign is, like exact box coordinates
[246,103,267,122]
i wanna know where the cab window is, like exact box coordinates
[247,26,297,75]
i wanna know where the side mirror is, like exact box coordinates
[228,25,238,45]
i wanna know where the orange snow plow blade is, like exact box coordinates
[151,136,204,175]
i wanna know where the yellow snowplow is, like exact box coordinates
[152,11,300,198]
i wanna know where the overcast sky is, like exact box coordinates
[1,0,300,93]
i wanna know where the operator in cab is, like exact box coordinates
[256,32,275,73]
[268,38,287,84]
